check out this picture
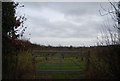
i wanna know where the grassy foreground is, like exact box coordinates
[34,53,86,79]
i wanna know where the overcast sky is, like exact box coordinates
[16,2,115,47]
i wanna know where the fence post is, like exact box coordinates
[86,49,90,70]
[32,53,36,79]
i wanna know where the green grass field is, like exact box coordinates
[33,52,86,79]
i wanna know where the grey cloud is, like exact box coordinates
[22,2,110,16]
[19,2,114,46]
[28,15,99,38]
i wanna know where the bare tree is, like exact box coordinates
[99,1,120,45]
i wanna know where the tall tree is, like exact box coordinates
[2,2,26,79]
[98,1,120,78]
